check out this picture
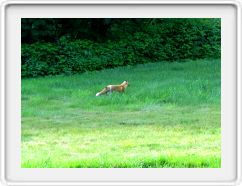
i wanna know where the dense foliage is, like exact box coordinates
[22,18,220,78]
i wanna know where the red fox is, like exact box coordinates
[96,81,129,96]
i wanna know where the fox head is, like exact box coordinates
[121,80,128,88]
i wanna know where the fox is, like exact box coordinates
[96,81,129,96]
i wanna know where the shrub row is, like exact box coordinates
[22,19,220,78]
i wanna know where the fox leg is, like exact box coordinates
[96,87,110,96]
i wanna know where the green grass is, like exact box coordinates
[21,59,221,168]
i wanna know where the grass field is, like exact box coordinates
[21,59,221,168]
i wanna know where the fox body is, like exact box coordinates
[96,81,128,96]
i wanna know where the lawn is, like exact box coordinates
[21,59,221,168]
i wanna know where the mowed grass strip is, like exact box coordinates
[21,59,221,168]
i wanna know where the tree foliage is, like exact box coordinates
[21,18,221,78]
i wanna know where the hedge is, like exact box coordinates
[21,19,220,78]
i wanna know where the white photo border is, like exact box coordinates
[0,0,242,186]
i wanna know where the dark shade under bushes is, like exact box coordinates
[21,18,221,78]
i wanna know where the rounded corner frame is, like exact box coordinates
[0,0,241,186]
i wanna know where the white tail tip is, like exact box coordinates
[96,93,100,96]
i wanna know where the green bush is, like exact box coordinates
[21,19,220,78]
